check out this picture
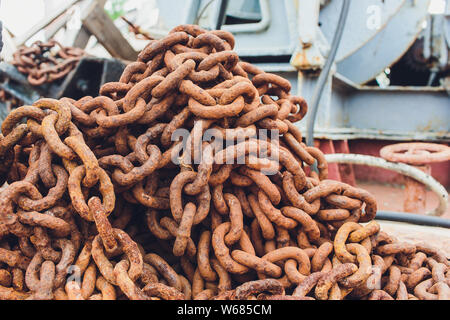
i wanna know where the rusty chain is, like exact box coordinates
[0,24,447,300]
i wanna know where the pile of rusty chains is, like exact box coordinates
[11,40,85,86]
[0,24,448,300]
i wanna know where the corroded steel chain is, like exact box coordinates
[11,40,85,86]
[0,89,23,121]
[0,24,447,300]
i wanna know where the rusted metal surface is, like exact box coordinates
[11,40,85,86]
[381,142,450,214]
[0,56,126,118]
[0,24,447,300]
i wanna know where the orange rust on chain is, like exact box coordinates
[0,23,446,301]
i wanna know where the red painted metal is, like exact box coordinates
[315,139,341,181]
[380,142,450,214]
[403,165,430,213]
[316,139,356,186]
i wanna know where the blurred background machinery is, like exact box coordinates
[136,0,450,197]
[143,0,449,142]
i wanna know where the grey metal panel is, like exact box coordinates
[337,0,431,84]
[320,0,405,61]
[220,0,271,34]
[155,0,201,29]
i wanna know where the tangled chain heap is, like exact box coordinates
[0,24,448,300]
[11,40,85,86]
